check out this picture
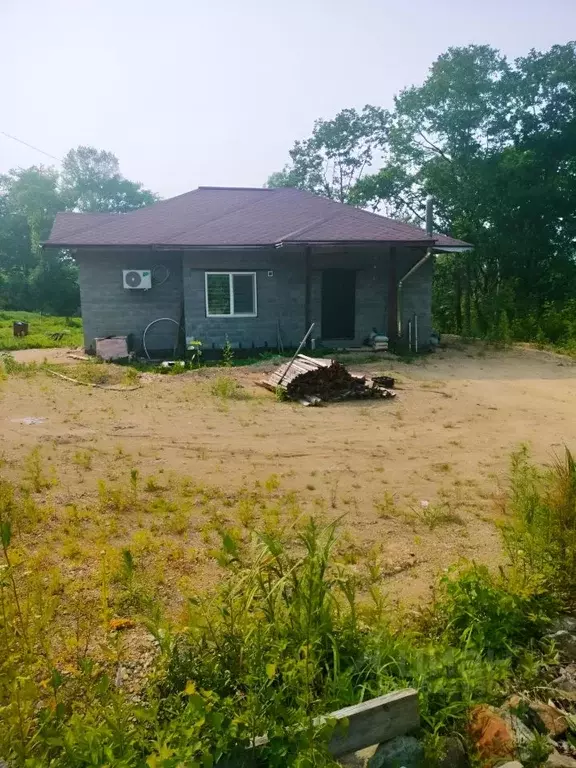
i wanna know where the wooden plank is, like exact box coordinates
[268,354,331,389]
[277,324,315,386]
[257,380,276,392]
[45,369,140,392]
[297,354,333,368]
[245,689,419,758]
[324,688,419,757]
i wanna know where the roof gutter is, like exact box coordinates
[43,239,438,251]
[433,245,474,253]
[41,243,274,251]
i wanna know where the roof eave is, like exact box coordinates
[277,238,436,247]
[433,245,474,253]
[41,242,276,250]
[42,239,438,250]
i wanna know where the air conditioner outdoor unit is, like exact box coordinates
[123,269,152,290]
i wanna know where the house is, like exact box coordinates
[43,186,470,356]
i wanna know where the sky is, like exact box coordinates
[1,0,575,199]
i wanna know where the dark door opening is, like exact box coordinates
[321,269,356,340]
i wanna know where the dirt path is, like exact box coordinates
[2,341,576,606]
[8,347,80,364]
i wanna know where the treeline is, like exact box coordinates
[269,43,576,346]
[0,146,156,316]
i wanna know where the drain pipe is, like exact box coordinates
[397,196,435,339]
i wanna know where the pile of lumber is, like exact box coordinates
[262,354,396,404]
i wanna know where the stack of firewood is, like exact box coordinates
[261,355,396,404]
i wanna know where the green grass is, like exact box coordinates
[0,446,572,766]
[0,311,83,351]
[210,375,250,399]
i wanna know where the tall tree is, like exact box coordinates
[0,166,62,251]
[0,166,63,310]
[267,106,390,202]
[0,145,159,315]
[61,146,158,212]
[272,43,576,340]
[381,43,576,334]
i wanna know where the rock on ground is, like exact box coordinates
[548,631,576,661]
[504,694,569,738]
[368,736,424,768]
[497,762,523,768]
[338,745,378,767]
[438,736,468,768]
[468,704,533,763]
[546,751,576,766]
[550,616,576,635]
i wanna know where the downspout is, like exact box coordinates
[304,245,312,347]
[397,196,434,339]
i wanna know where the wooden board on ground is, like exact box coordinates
[261,354,396,402]
[249,688,419,757]
[324,688,419,756]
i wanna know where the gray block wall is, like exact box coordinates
[309,248,389,346]
[76,245,434,354]
[76,251,183,354]
[398,253,434,351]
[182,249,307,349]
[309,246,432,348]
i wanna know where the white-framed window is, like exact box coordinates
[205,272,257,317]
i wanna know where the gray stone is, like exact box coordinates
[438,736,468,768]
[339,745,378,768]
[548,631,576,661]
[553,675,576,693]
[546,752,576,767]
[368,736,424,768]
[496,762,523,768]
[499,710,535,749]
[550,616,576,634]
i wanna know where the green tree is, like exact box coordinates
[0,166,62,252]
[0,145,159,315]
[267,106,389,202]
[61,146,158,212]
[0,167,63,310]
[0,196,32,309]
[274,43,576,341]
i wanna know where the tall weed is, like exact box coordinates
[502,446,576,606]
[430,564,553,657]
[210,375,248,399]
[0,447,573,766]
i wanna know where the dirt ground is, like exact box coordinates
[10,346,84,364]
[3,340,576,607]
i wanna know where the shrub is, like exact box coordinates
[210,375,248,400]
[122,366,140,386]
[222,337,234,367]
[502,446,576,607]
[161,520,373,715]
[0,449,570,766]
[0,352,40,377]
[430,564,552,658]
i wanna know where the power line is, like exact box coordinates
[0,130,62,163]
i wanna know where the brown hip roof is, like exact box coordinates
[44,186,471,249]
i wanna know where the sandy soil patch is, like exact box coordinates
[8,346,82,364]
[2,340,576,608]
